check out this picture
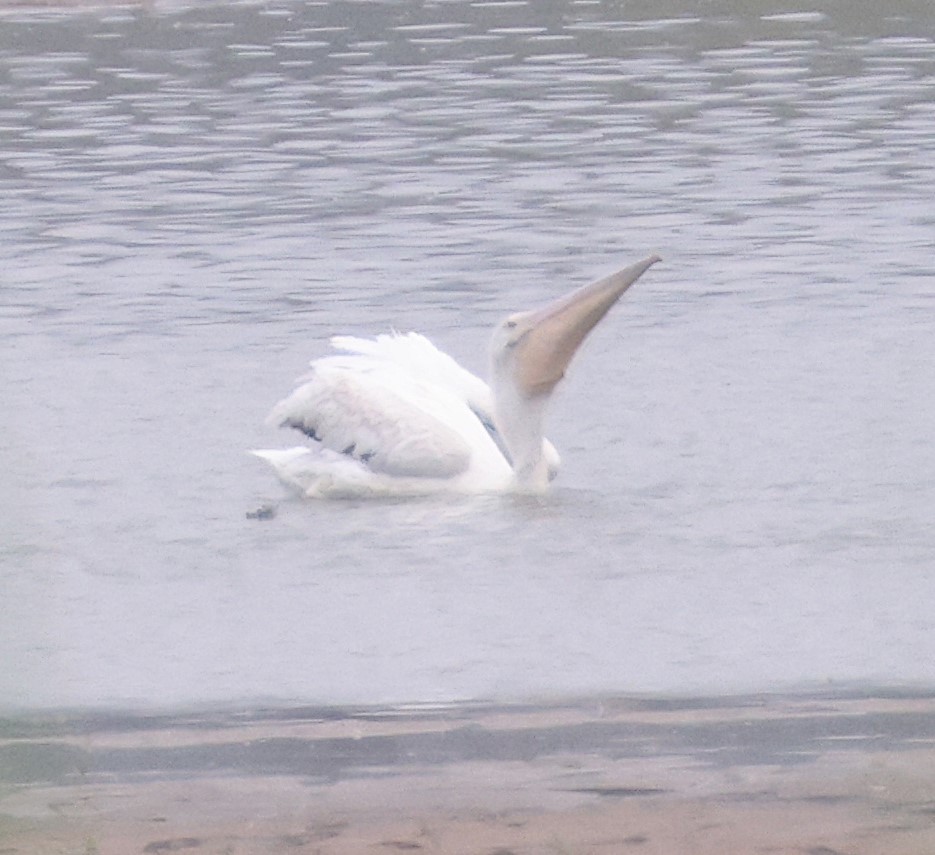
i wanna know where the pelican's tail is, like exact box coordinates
[249,446,440,499]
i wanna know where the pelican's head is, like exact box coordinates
[489,254,661,488]
[491,254,661,398]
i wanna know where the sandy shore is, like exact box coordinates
[3,692,935,854]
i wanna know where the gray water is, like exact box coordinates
[1,0,933,712]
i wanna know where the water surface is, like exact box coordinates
[1,0,934,711]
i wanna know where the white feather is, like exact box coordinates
[259,335,512,494]
[330,332,495,418]
[250,447,447,498]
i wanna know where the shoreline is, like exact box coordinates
[3,690,935,853]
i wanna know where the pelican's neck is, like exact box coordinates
[491,376,552,492]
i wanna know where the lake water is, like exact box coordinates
[1,0,933,713]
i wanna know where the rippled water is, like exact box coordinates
[1,0,933,711]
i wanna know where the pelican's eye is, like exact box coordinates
[505,319,518,329]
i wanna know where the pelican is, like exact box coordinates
[253,255,660,498]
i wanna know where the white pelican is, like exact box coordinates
[253,255,660,498]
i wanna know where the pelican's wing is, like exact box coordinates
[328,332,561,478]
[266,358,476,479]
[330,332,494,416]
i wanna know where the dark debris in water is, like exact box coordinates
[246,504,276,521]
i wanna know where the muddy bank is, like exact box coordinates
[2,691,935,853]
